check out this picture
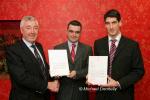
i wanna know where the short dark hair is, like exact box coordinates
[104,9,121,22]
[67,20,82,30]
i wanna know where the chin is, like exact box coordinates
[72,40,78,43]
[109,33,117,36]
[29,39,36,43]
[69,39,76,43]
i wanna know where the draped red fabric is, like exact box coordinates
[0,0,150,100]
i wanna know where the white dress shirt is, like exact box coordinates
[22,38,45,66]
[108,33,121,52]
[68,40,78,54]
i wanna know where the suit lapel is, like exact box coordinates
[36,43,47,66]
[19,40,45,79]
[36,44,49,80]
[64,42,82,64]
[74,42,82,63]
[63,42,73,63]
[20,40,38,63]
[113,36,126,61]
[63,42,83,63]
[102,37,109,56]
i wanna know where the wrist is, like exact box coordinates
[116,81,121,88]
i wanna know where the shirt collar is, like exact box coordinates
[108,33,121,42]
[22,38,35,48]
[68,40,78,47]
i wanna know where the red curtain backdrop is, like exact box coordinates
[0,0,150,100]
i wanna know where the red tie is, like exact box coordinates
[71,43,76,62]
[108,39,117,76]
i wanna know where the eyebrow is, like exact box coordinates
[68,30,80,33]
[105,20,118,24]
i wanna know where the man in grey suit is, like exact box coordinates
[55,20,92,100]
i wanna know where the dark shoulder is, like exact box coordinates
[79,42,92,49]
[6,40,22,50]
[54,42,66,49]
[95,36,107,43]
[79,42,93,55]
[5,40,24,56]
[94,36,108,46]
[121,36,139,46]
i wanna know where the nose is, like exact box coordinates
[110,24,113,29]
[72,32,76,36]
[31,28,35,33]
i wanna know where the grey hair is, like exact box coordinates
[20,16,38,28]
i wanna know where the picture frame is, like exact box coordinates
[0,20,21,79]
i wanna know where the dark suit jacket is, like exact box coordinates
[6,40,50,100]
[94,36,145,100]
[54,41,92,100]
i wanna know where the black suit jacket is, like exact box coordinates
[6,40,50,100]
[54,42,92,100]
[94,36,145,100]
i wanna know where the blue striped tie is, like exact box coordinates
[31,44,46,80]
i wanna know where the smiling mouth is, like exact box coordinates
[71,36,76,38]
[29,36,35,38]
[110,29,114,31]
[29,34,36,37]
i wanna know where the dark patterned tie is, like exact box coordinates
[108,39,117,76]
[31,44,46,80]
[71,43,76,63]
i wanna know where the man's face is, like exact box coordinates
[20,20,39,43]
[105,17,121,37]
[67,25,81,43]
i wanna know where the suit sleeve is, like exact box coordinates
[118,43,145,89]
[76,47,93,79]
[6,46,47,93]
[94,40,99,55]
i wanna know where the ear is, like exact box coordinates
[20,27,23,34]
[119,20,122,26]
[66,30,69,35]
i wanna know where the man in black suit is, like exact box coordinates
[94,9,145,100]
[6,16,59,100]
[54,20,92,100]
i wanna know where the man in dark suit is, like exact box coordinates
[94,9,145,100]
[6,16,59,100]
[54,20,92,100]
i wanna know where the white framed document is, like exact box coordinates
[48,50,69,77]
[88,56,108,85]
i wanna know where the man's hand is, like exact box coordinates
[100,76,120,88]
[86,76,120,88]
[86,74,94,85]
[67,70,76,79]
[47,80,59,92]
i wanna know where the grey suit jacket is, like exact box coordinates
[54,41,92,100]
